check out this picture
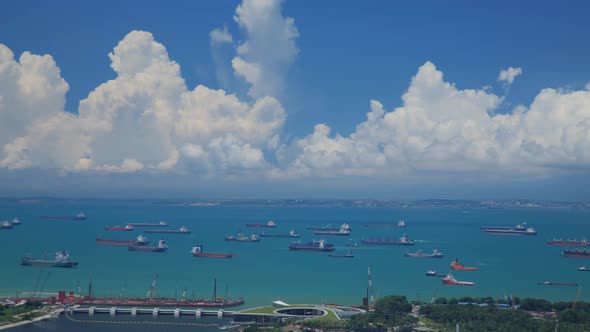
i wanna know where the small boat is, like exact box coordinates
[578,266,590,272]
[96,234,149,246]
[1,221,13,229]
[398,219,406,227]
[450,258,478,271]
[442,273,475,286]
[245,220,277,228]
[191,245,235,258]
[328,250,354,258]
[128,240,168,252]
[537,281,579,287]
[21,250,79,268]
[312,224,351,236]
[425,270,447,277]
[289,239,335,252]
[128,221,168,227]
[481,223,537,236]
[361,234,415,246]
[104,224,134,231]
[73,212,87,221]
[11,218,22,225]
[562,249,590,258]
[260,230,300,238]
[144,226,191,234]
[404,249,443,258]
[225,233,260,242]
[547,238,589,246]
[307,223,352,232]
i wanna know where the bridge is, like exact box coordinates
[68,306,235,318]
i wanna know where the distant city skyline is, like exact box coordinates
[1,0,589,199]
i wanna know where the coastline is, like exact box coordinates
[0,308,62,331]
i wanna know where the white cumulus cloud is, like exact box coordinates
[498,66,522,85]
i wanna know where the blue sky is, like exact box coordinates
[0,0,589,199]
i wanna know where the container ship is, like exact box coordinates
[191,245,236,258]
[361,234,415,246]
[404,249,443,258]
[1,221,13,229]
[104,224,134,231]
[450,258,478,271]
[562,249,590,258]
[144,226,190,234]
[96,234,149,246]
[288,240,335,252]
[547,238,589,246]
[128,221,168,227]
[225,233,260,242]
[306,223,352,232]
[442,273,475,286]
[21,250,78,268]
[41,212,87,221]
[128,240,168,252]
[260,230,300,238]
[245,220,276,228]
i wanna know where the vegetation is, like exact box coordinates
[0,300,43,323]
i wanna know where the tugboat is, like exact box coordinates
[481,223,537,236]
[312,224,351,236]
[245,220,277,228]
[450,258,478,271]
[96,234,149,246]
[191,245,236,258]
[1,221,13,229]
[128,240,168,252]
[441,273,475,286]
[328,250,354,258]
[128,221,168,227]
[361,234,415,246]
[404,249,443,258]
[288,240,335,252]
[425,270,447,277]
[144,226,191,234]
[10,218,22,225]
[562,249,590,258]
[21,250,79,268]
[104,224,134,231]
[260,230,300,238]
[547,238,589,246]
[225,233,260,242]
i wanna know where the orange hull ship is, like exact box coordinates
[450,258,478,271]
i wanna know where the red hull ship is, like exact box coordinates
[442,273,475,286]
[563,249,590,258]
[450,258,478,271]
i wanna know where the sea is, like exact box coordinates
[0,199,589,330]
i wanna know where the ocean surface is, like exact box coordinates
[1,199,589,310]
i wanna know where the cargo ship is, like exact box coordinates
[144,226,191,234]
[41,212,87,221]
[562,249,590,258]
[481,223,537,236]
[11,218,22,225]
[312,226,351,236]
[306,223,352,232]
[245,220,277,228]
[450,258,478,271]
[104,224,134,231]
[1,221,13,229]
[260,230,300,238]
[191,245,236,258]
[328,250,354,258]
[225,233,260,242]
[547,238,589,246]
[426,270,447,277]
[128,221,168,227]
[361,234,415,246]
[537,281,579,286]
[21,250,79,268]
[442,273,475,286]
[288,240,335,252]
[404,249,443,258]
[96,234,149,246]
[128,240,168,252]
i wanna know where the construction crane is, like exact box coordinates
[146,273,159,300]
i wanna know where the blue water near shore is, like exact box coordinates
[1,199,589,308]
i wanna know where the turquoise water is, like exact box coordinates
[1,199,589,308]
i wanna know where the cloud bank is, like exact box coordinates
[1,0,590,186]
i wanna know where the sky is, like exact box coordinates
[0,0,589,199]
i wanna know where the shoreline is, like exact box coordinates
[0,308,62,331]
